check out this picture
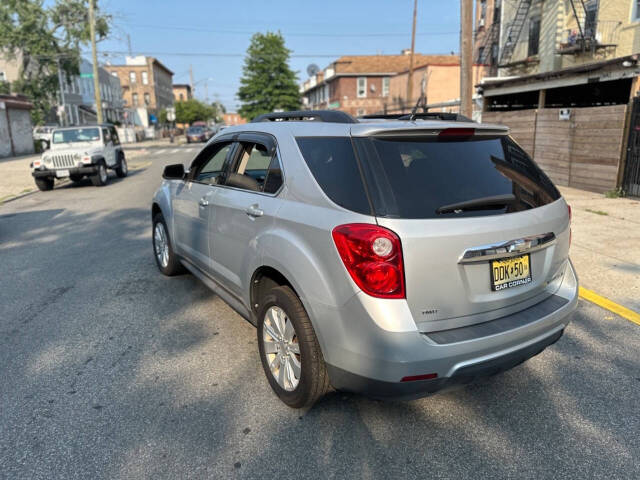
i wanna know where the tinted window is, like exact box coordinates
[353,136,560,219]
[295,137,371,214]
[188,126,203,134]
[195,143,232,184]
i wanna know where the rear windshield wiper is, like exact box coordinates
[436,194,516,215]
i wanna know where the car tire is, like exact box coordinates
[35,177,54,191]
[152,213,186,276]
[257,286,330,408]
[90,161,108,187]
[115,154,128,178]
[69,174,83,183]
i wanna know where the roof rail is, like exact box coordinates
[359,113,408,120]
[398,112,474,122]
[251,110,357,124]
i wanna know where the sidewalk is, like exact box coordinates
[0,153,40,203]
[558,186,640,312]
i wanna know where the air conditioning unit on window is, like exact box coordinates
[479,18,485,27]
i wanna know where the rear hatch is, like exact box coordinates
[350,123,570,332]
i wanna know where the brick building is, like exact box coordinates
[173,84,192,102]
[300,53,463,116]
[222,112,247,126]
[105,56,173,118]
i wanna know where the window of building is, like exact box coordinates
[132,93,139,106]
[357,108,367,116]
[129,71,136,83]
[382,77,390,97]
[179,93,184,100]
[141,71,149,85]
[144,93,150,105]
[0,71,6,82]
[477,46,486,63]
[584,0,598,37]
[528,16,541,56]
[634,0,640,21]
[480,0,487,20]
[357,77,367,98]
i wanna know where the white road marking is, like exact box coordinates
[170,149,180,154]
[185,148,194,153]
[155,149,167,154]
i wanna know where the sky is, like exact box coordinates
[97,0,461,112]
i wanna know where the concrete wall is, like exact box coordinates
[0,107,34,158]
[483,104,627,193]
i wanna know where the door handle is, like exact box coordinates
[245,204,264,218]
[198,197,210,207]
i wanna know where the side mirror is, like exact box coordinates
[163,163,185,180]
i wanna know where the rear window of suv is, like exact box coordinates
[296,135,560,219]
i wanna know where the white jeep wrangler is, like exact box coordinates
[31,124,128,191]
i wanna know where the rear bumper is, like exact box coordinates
[32,165,99,179]
[313,259,578,399]
[328,328,564,400]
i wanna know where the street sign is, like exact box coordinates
[166,107,176,121]
[80,73,93,78]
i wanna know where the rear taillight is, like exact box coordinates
[332,223,405,299]
[438,128,474,139]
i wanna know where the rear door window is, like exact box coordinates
[295,137,371,215]
[229,141,283,194]
[353,136,560,219]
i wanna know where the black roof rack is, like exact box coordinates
[398,112,473,122]
[358,113,407,120]
[251,110,357,124]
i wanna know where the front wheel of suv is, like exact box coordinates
[90,161,109,187]
[35,177,54,191]
[257,286,330,408]
[152,213,185,276]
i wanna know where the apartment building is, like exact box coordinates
[478,0,640,195]
[301,53,466,116]
[105,56,174,119]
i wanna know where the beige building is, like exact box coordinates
[105,56,173,115]
[173,84,192,102]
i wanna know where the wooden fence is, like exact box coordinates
[483,105,627,193]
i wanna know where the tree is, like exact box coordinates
[237,32,300,120]
[0,0,111,124]
[174,99,213,125]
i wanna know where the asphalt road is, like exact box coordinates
[1,145,639,479]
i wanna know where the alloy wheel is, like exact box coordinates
[262,306,301,391]
[154,222,169,268]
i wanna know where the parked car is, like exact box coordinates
[31,124,128,191]
[185,125,210,143]
[151,110,578,408]
[32,125,56,150]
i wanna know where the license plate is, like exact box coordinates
[56,169,69,178]
[490,254,531,291]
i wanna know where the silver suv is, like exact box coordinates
[151,111,578,408]
[31,124,128,191]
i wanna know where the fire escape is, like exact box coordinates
[557,0,620,55]
[498,0,533,67]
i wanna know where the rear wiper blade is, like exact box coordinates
[436,194,516,214]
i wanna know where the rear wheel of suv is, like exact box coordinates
[35,178,54,191]
[152,213,185,276]
[115,154,128,178]
[257,286,330,408]
[90,161,108,187]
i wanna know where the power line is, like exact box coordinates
[118,22,458,38]
[97,50,384,58]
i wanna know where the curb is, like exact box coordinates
[579,287,640,326]
[1,178,71,205]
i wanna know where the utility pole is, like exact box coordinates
[127,34,132,56]
[204,80,209,105]
[189,65,194,94]
[56,57,67,126]
[460,0,473,118]
[89,0,103,124]
[406,0,418,111]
